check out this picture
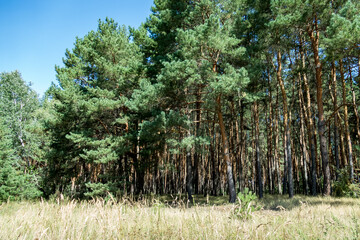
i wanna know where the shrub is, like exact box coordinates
[333,168,360,198]
[231,188,260,219]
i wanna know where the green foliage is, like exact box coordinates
[84,182,118,198]
[231,188,260,219]
[43,18,145,197]
[3,0,358,202]
[333,169,360,198]
[0,71,42,165]
[325,0,360,58]
[0,118,41,202]
[0,71,43,202]
[145,0,189,76]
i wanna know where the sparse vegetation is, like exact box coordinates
[0,195,359,239]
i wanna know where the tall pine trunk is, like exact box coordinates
[267,75,274,194]
[253,101,263,198]
[331,62,340,179]
[186,104,193,202]
[274,85,282,194]
[340,59,354,180]
[308,18,331,195]
[216,95,236,203]
[299,75,309,195]
[300,35,317,195]
[276,51,293,198]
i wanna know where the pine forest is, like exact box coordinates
[1,0,360,204]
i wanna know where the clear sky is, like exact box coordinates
[0,0,154,97]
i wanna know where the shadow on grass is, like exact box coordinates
[143,194,229,207]
[80,193,359,210]
[259,195,304,211]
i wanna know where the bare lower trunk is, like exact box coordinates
[340,59,354,180]
[216,95,236,203]
[299,76,309,195]
[276,51,293,198]
[349,65,360,143]
[274,86,282,194]
[308,19,331,195]
[300,34,317,195]
[267,78,274,194]
[330,62,340,179]
[239,100,245,192]
[186,145,193,202]
[186,105,193,202]
[349,65,359,173]
[254,101,263,199]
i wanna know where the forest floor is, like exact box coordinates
[0,194,359,239]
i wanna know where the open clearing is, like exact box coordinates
[1,195,359,239]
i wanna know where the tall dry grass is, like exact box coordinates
[0,195,359,239]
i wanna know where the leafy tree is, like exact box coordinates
[0,71,41,168]
[0,117,42,201]
[0,71,42,201]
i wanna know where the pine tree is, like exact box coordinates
[325,0,360,180]
[45,18,144,197]
[173,0,249,202]
[270,0,334,195]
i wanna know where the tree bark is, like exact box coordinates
[185,104,193,202]
[253,101,263,198]
[274,85,282,194]
[300,34,317,195]
[276,51,293,198]
[238,100,245,192]
[348,64,360,143]
[299,74,309,195]
[193,86,202,194]
[307,18,331,195]
[216,94,236,203]
[267,75,274,194]
[330,62,340,179]
[340,59,354,180]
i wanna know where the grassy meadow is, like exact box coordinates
[1,195,359,239]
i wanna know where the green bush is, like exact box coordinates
[231,188,260,219]
[333,168,360,198]
[0,121,42,202]
[0,164,42,202]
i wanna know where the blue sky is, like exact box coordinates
[0,0,153,97]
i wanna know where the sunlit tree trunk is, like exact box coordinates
[300,35,317,195]
[330,62,340,179]
[299,74,309,195]
[307,17,331,195]
[253,101,263,198]
[340,59,354,180]
[274,85,282,194]
[276,51,293,198]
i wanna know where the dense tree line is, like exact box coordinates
[0,71,43,201]
[1,0,359,202]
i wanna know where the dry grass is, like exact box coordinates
[0,195,359,239]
